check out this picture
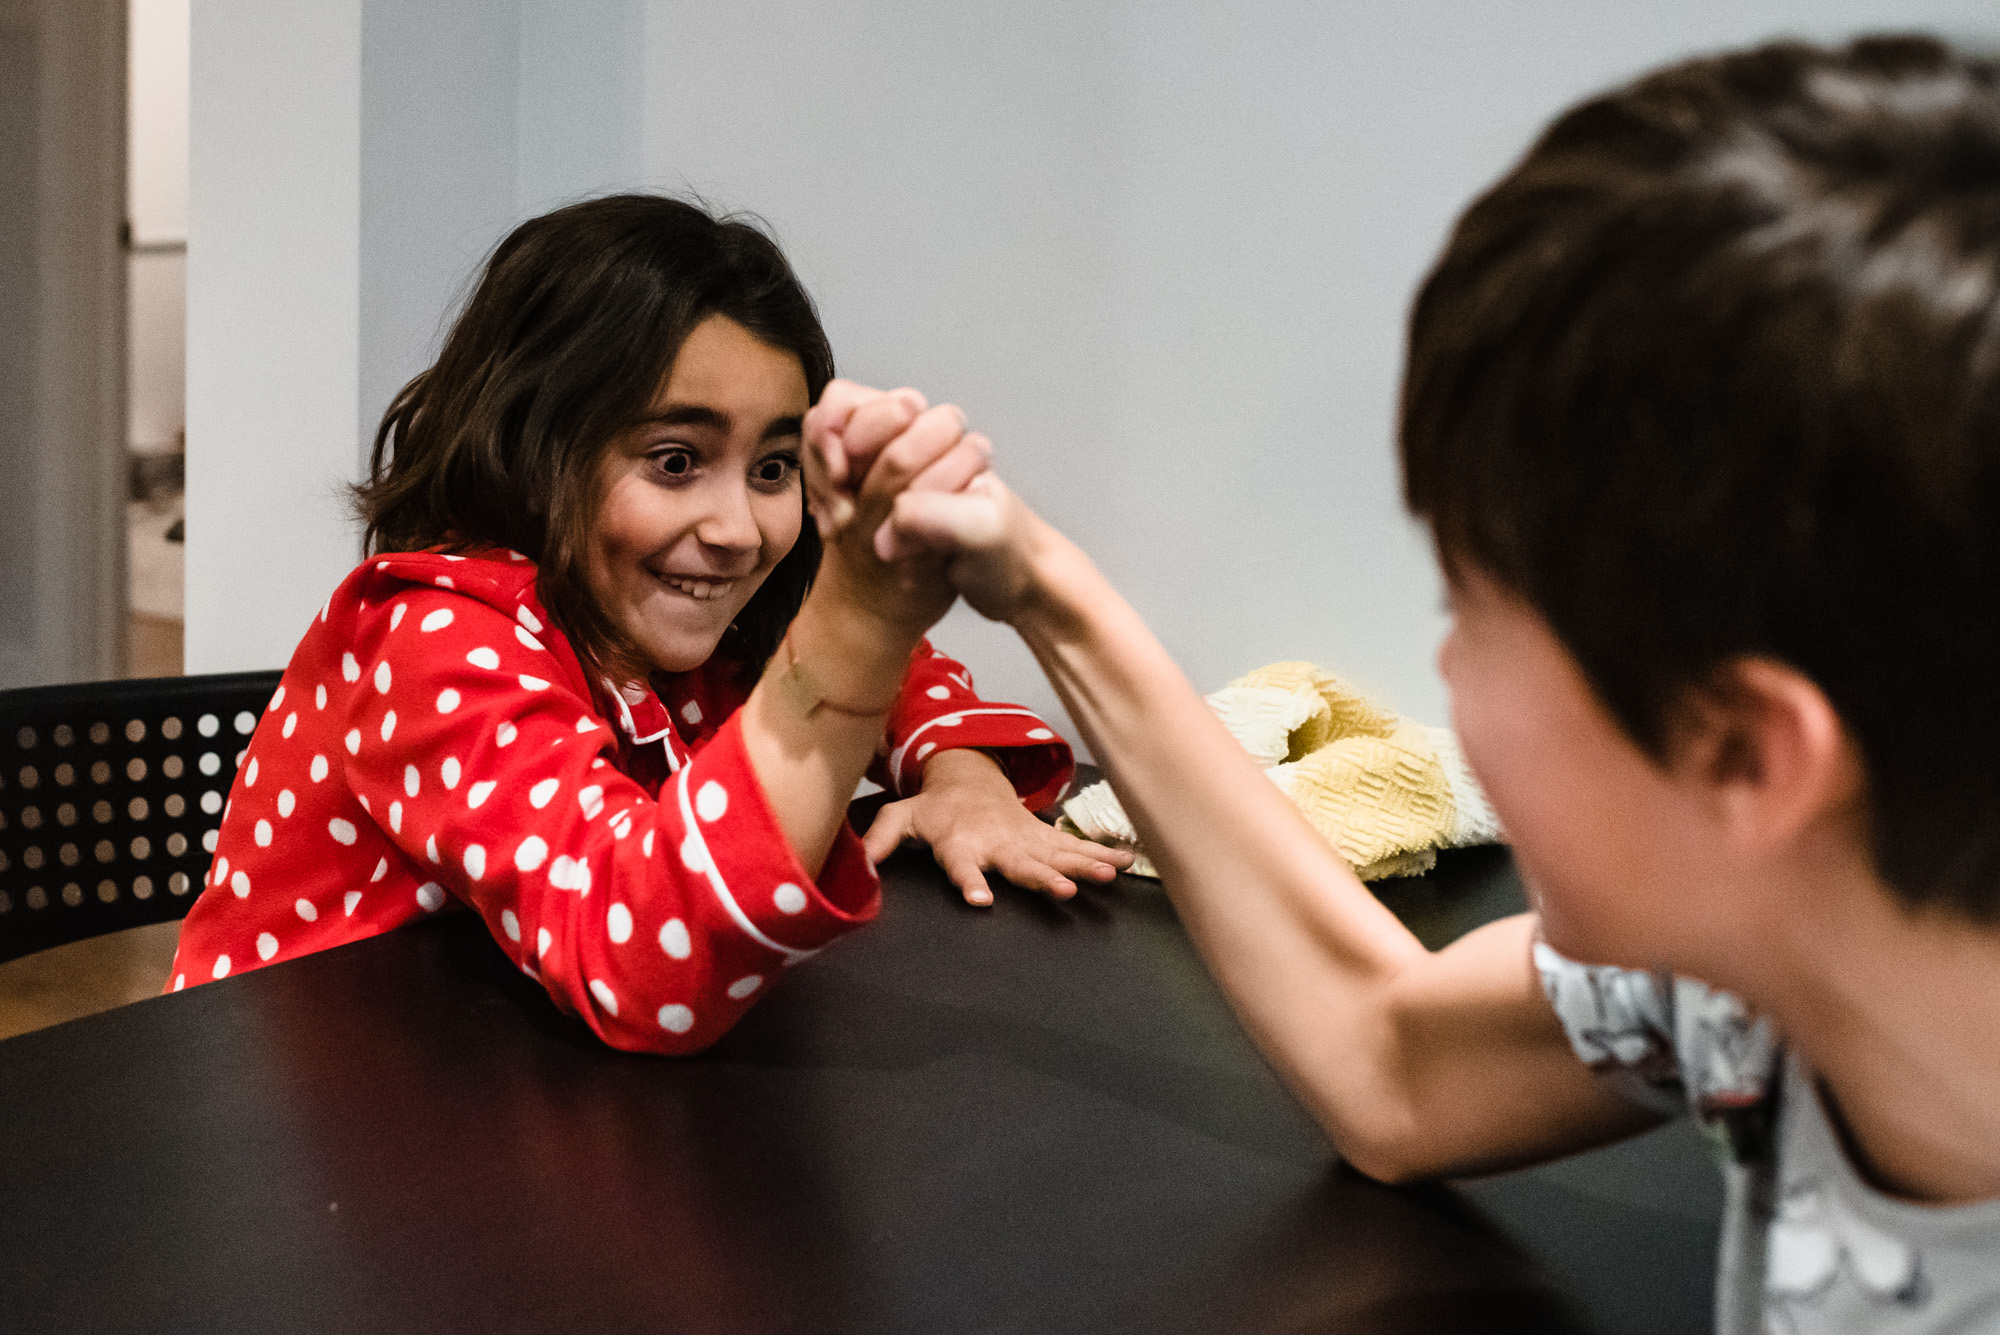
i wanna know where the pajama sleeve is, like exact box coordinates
[873,639,1074,809]
[337,586,880,1055]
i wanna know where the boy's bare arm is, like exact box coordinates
[1003,512,1655,1181]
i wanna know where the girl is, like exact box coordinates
[169,195,1126,1053]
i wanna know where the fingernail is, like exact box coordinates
[829,496,855,530]
[970,891,993,906]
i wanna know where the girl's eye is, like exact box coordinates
[652,449,694,479]
[753,454,799,487]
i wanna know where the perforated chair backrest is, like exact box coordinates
[0,671,283,965]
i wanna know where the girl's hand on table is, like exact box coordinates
[861,748,1133,906]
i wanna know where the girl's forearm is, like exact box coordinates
[741,571,924,875]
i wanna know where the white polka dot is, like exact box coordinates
[442,553,463,561]
[295,898,317,922]
[230,870,251,898]
[315,684,327,710]
[416,882,445,912]
[390,603,407,630]
[254,819,273,847]
[380,710,397,742]
[514,836,548,872]
[277,789,296,817]
[356,795,370,813]
[548,856,590,892]
[435,576,454,589]
[659,917,692,958]
[344,728,362,755]
[916,742,936,762]
[464,844,486,880]
[610,813,633,840]
[519,675,549,692]
[588,979,619,1016]
[282,711,298,738]
[577,785,604,819]
[726,975,763,1000]
[601,903,634,945]
[1025,728,1055,740]
[938,714,963,727]
[679,834,708,872]
[431,761,456,795]
[658,1004,694,1034]
[468,780,496,809]
[495,721,517,746]
[370,857,388,882]
[773,883,808,915]
[516,625,544,652]
[212,954,232,979]
[270,684,286,711]
[388,801,403,834]
[401,764,418,798]
[500,908,520,942]
[467,646,500,671]
[513,778,554,811]
[213,857,229,886]
[342,652,360,683]
[329,818,358,845]
[537,927,552,958]
[257,932,279,961]
[642,829,656,858]
[421,607,454,632]
[344,890,362,916]
[517,603,543,633]
[575,716,598,735]
[437,688,462,714]
[199,751,220,776]
[245,757,259,788]
[680,700,703,725]
[695,781,728,823]
[426,834,440,864]
[926,685,951,699]
[202,829,218,853]
[173,974,185,992]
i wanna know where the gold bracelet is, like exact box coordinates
[773,634,902,719]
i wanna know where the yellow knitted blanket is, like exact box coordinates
[1059,662,1502,881]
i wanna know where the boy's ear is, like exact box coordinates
[1672,657,1862,846]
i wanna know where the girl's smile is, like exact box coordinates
[588,314,810,674]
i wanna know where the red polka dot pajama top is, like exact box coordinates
[168,549,1073,1053]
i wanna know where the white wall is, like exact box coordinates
[642,0,1999,733]
[191,1,1999,731]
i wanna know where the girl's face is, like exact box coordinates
[587,314,809,675]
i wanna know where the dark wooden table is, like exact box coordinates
[0,814,1720,1334]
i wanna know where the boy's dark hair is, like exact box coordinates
[355,194,833,681]
[1401,36,2000,920]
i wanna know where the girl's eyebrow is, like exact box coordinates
[636,406,802,440]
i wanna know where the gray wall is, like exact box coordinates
[192,1,1998,741]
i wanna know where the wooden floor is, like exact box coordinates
[0,921,183,1041]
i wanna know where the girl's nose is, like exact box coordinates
[695,478,762,553]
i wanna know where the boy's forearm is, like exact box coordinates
[1009,531,1636,1178]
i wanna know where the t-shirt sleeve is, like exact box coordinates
[1533,939,1778,1121]
[340,587,880,1055]
[874,638,1074,808]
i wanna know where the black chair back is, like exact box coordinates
[0,671,282,965]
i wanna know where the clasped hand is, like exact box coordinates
[803,381,1132,904]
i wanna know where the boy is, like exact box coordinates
[811,34,2000,1333]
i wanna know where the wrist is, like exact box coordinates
[1008,520,1096,639]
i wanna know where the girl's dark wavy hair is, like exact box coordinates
[1401,36,2000,920]
[354,194,833,683]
